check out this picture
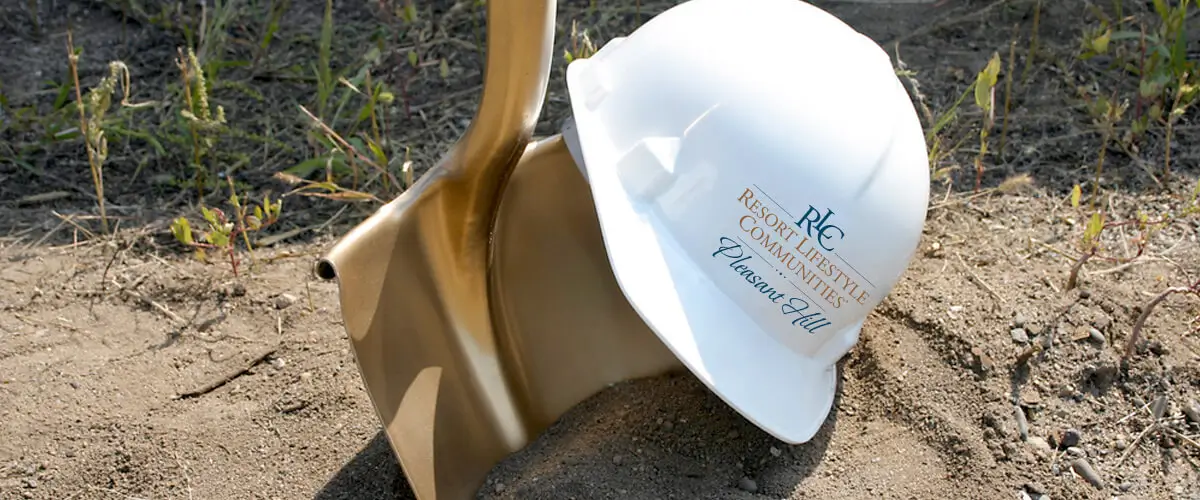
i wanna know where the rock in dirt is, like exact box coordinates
[737,476,758,493]
[1184,399,1200,424]
[1088,328,1105,344]
[225,282,247,297]
[1011,328,1030,344]
[1057,428,1081,449]
[1147,340,1168,356]
[1021,390,1043,408]
[1070,458,1103,489]
[1013,405,1029,440]
[1027,437,1052,456]
[274,293,297,310]
[1012,313,1028,329]
[1151,395,1168,419]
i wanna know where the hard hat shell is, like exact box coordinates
[563,0,930,443]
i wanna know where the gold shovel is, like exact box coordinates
[314,1,682,498]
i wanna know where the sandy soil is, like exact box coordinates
[2,1,1199,499]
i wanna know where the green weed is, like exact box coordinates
[176,46,227,201]
[973,52,1001,194]
[1080,0,1200,178]
[170,184,283,277]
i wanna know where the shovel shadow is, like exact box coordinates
[315,371,841,500]
[313,431,415,500]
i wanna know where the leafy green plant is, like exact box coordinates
[1080,0,1200,177]
[171,187,283,277]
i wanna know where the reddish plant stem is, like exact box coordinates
[1122,280,1200,366]
[1065,248,1096,291]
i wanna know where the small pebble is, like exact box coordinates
[769,446,781,457]
[737,476,758,493]
[1027,436,1052,456]
[1151,395,1168,419]
[494,482,506,493]
[1023,482,1045,495]
[1071,458,1104,489]
[1014,406,1029,440]
[1011,328,1030,344]
[1147,340,1167,356]
[1058,428,1081,449]
[612,455,623,465]
[1088,328,1105,344]
[1184,399,1200,424]
[1119,482,1132,492]
[1114,438,1127,451]
[274,293,297,310]
[1013,313,1028,328]
[1001,442,1018,458]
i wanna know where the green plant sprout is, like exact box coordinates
[973,52,1001,194]
[171,187,283,277]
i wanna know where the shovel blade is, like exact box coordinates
[317,134,681,500]
[490,134,683,431]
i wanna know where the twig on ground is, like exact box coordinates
[111,277,186,326]
[1088,256,1157,276]
[51,211,96,242]
[955,252,1005,303]
[172,344,279,399]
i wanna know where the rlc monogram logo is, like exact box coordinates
[797,206,844,252]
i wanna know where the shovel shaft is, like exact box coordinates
[450,0,556,183]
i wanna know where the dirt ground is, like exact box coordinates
[3,0,1200,499]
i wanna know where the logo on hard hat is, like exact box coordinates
[708,185,878,337]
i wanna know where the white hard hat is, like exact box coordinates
[562,0,930,443]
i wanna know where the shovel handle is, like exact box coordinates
[454,0,557,176]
